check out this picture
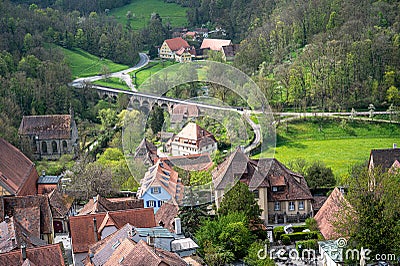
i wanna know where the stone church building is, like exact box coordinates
[18,110,78,160]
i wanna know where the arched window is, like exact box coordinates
[62,141,68,153]
[42,141,47,153]
[52,141,58,153]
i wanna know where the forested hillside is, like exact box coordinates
[170,0,400,111]
[0,0,146,145]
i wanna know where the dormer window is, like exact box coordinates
[272,186,278,192]
[151,187,161,194]
[272,186,285,192]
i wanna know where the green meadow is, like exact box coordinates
[92,77,131,91]
[254,118,400,178]
[109,0,188,30]
[131,61,176,86]
[60,47,129,78]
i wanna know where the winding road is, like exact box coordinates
[71,52,149,91]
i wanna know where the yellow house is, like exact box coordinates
[213,148,314,224]
[159,37,195,62]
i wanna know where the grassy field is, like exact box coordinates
[92,77,131,91]
[60,47,129,78]
[253,118,400,178]
[131,61,176,86]
[109,0,188,30]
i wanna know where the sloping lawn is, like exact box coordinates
[109,0,188,30]
[60,47,129,78]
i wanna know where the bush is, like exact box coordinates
[296,239,318,253]
[282,235,291,245]
[305,218,319,231]
[281,231,319,242]
[273,226,284,241]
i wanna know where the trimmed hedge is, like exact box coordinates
[273,225,308,240]
[281,231,319,242]
[296,239,319,253]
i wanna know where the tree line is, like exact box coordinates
[167,0,400,112]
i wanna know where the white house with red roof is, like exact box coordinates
[169,122,217,156]
[159,37,196,62]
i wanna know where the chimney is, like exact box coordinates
[21,244,26,261]
[4,215,9,223]
[93,196,97,203]
[394,143,397,149]
[41,170,46,177]
[146,233,154,246]
[174,217,182,235]
[93,218,98,242]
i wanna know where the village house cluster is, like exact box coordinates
[0,111,399,265]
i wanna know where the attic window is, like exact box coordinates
[112,240,121,250]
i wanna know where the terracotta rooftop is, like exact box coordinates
[200,38,232,51]
[0,195,53,236]
[18,115,72,140]
[164,37,190,52]
[0,138,38,196]
[106,240,187,266]
[0,216,47,254]
[0,243,65,266]
[48,189,72,219]
[369,148,400,172]
[78,195,144,216]
[70,208,156,253]
[314,187,352,240]
[154,203,179,232]
[161,153,213,171]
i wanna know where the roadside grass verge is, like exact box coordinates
[92,77,131,91]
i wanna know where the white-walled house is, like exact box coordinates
[169,122,217,156]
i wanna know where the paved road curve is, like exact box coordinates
[71,52,149,91]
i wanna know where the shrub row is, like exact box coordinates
[273,225,308,240]
[280,231,319,242]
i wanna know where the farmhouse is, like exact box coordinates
[213,148,314,223]
[159,37,196,62]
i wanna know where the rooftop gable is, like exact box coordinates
[314,187,352,240]
[369,148,400,172]
[164,37,190,52]
[70,208,156,253]
[0,138,38,196]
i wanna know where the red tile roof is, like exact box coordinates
[314,188,352,239]
[0,216,47,253]
[0,138,38,196]
[70,208,156,253]
[18,115,72,140]
[200,38,232,51]
[164,37,190,52]
[154,203,179,232]
[0,244,65,266]
[1,195,53,236]
[104,240,187,266]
